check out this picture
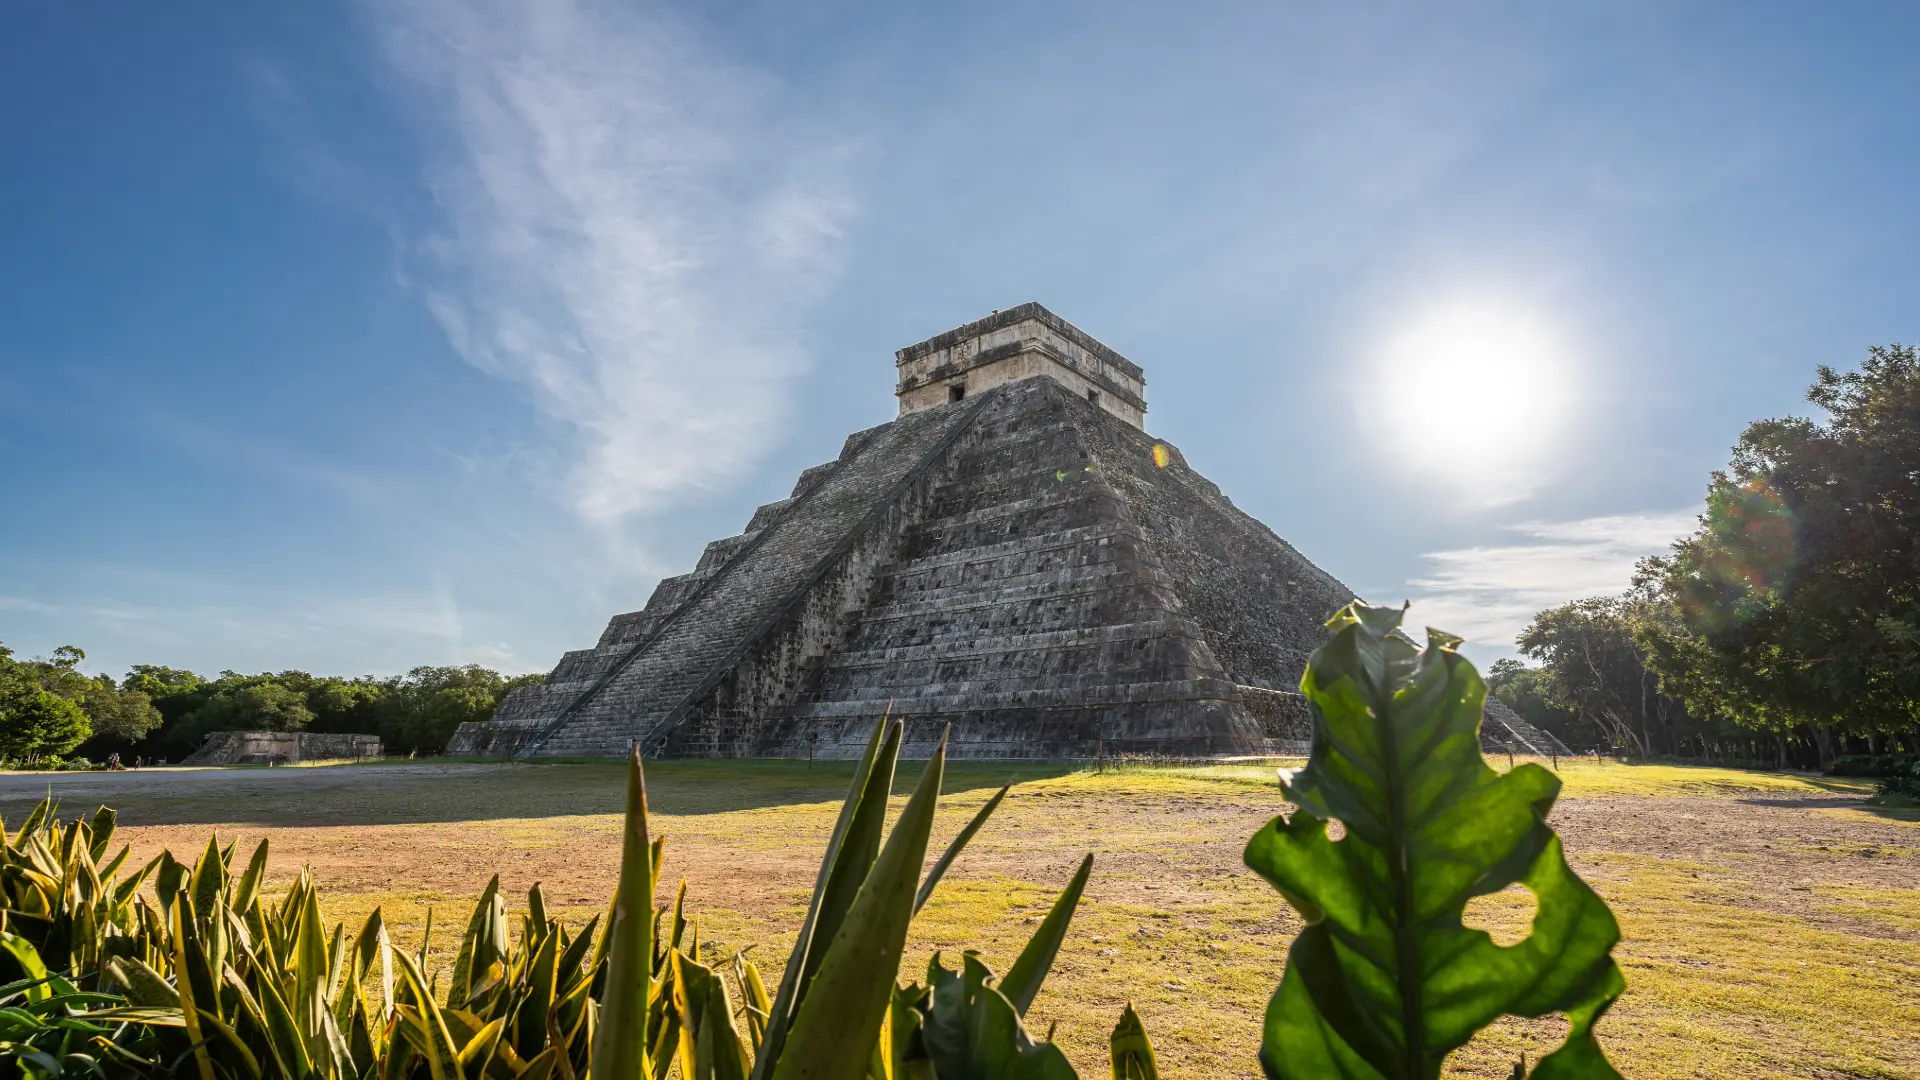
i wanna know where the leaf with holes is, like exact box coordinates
[1244,602,1625,1080]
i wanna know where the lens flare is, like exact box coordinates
[1365,300,1579,501]
[1151,443,1173,469]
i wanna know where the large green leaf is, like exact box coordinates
[1243,602,1625,1080]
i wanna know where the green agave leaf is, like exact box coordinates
[913,785,1010,916]
[918,952,1076,1080]
[670,949,751,1080]
[1107,1003,1158,1080]
[1243,602,1624,1080]
[590,746,657,1080]
[771,730,949,1080]
[752,717,896,1080]
[999,853,1092,1017]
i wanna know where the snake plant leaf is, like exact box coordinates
[752,717,896,1080]
[84,807,115,863]
[885,982,931,1080]
[1243,601,1624,1080]
[395,948,464,1080]
[231,839,269,920]
[450,873,505,1007]
[514,915,562,1061]
[918,952,1077,1080]
[168,895,219,1080]
[1000,853,1093,1017]
[770,730,948,1080]
[591,745,657,1080]
[189,834,226,923]
[1108,1002,1158,1080]
[0,932,52,1006]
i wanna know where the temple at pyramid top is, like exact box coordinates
[894,302,1148,428]
[448,304,1559,761]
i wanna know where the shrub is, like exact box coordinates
[1828,753,1916,778]
[1876,759,1920,800]
[0,682,91,762]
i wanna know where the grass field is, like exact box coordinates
[2,758,1914,1078]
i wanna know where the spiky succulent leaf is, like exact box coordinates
[1000,854,1092,1017]
[591,746,657,1080]
[770,731,948,1080]
[918,952,1076,1080]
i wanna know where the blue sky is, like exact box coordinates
[4,1,1918,680]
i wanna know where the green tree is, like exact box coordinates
[77,682,164,745]
[1641,344,1920,760]
[1516,594,1697,758]
[378,665,511,752]
[180,681,316,737]
[122,665,204,701]
[0,681,91,761]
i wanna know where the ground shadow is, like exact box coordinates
[1731,794,1920,826]
[0,758,1081,830]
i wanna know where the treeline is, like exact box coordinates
[1493,344,1920,768]
[0,642,542,764]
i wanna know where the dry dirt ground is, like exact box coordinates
[1,758,1913,1079]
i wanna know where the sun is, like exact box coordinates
[1368,300,1579,496]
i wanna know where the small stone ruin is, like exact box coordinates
[182,731,384,766]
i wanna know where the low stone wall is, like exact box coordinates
[182,732,383,766]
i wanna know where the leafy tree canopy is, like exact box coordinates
[1516,595,1699,757]
[0,681,91,760]
[1641,344,1920,734]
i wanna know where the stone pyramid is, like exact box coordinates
[449,304,1556,760]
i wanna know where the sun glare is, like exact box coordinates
[1368,301,1579,498]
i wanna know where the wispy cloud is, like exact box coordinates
[1393,510,1699,651]
[368,0,854,522]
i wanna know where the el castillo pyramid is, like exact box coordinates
[449,304,1554,760]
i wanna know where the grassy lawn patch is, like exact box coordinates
[1,758,1912,1077]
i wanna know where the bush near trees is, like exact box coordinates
[0,642,543,762]
[1498,344,1920,766]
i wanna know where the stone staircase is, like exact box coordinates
[486,392,997,758]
